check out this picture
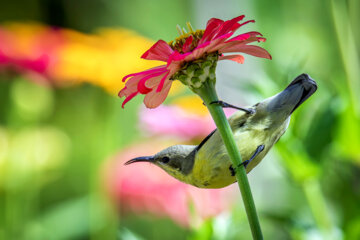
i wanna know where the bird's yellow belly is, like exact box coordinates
[190,154,236,188]
[189,129,270,189]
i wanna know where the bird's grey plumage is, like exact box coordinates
[154,145,197,175]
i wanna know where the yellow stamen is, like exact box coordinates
[168,29,205,53]
[186,22,194,33]
[176,24,183,36]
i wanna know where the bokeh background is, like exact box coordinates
[0,0,359,239]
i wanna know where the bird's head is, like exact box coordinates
[125,145,196,182]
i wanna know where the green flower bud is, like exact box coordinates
[172,52,218,91]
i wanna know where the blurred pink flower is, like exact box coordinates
[139,104,235,140]
[103,142,237,227]
[139,105,213,140]
[0,25,64,83]
[119,15,271,108]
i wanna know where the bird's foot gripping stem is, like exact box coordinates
[210,100,255,114]
[239,144,265,168]
[230,145,265,176]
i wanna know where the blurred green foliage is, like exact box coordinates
[0,0,359,239]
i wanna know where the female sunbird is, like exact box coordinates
[126,74,317,188]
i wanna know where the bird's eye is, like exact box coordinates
[160,156,170,163]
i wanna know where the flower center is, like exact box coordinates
[171,52,218,91]
[168,23,204,54]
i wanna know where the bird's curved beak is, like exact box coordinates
[124,156,155,165]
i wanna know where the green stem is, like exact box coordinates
[195,81,263,240]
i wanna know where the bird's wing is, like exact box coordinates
[195,129,217,152]
[195,111,248,152]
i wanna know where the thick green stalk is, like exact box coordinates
[195,81,263,240]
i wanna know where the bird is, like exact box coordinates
[125,73,317,188]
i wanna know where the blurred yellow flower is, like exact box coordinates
[170,95,208,116]
[0,22,161,94]
[52,28,161,94]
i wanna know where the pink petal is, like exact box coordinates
[219,54,245,63]
[219,36,265,52]
[119,69,171,108]
[119,84,136,98]
[144,80,172,108]
[221,45,272,59]
[206,18,224,28]
[227,33,250,42]
[213,15,245,39]
[122,92,138,108]
[120,70,159,98]
[141,40,174,62]
[138,70,167,94]
[197,32,233,56]
[238,20,255,27]
[122,65,167,82]
[226,31,263,42]
[199,19,224,44]
[118,86,127,97]
[156,71,170,92]
[183,42,210,61]
[167,51,190,65]
[182,35,193,53]
[120,75,144,97]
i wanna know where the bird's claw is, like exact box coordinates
[233,145,265,174]
[238,159,250,168]
[210,100,255,114]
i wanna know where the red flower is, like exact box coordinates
[119,15,271,108]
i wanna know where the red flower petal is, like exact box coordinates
[219,36,266,52]
[122,66,167,82]
[238,20,255,27]
[182,35,193,53]
[119,66,169,108]
[141,40,174,62]
[199,18,224,44]
[206,18,224,28]
[221,45,272,59]
[122,92,138,108]
[144,80,172,108]
[167,51,190,65]
[213,15,245,39]
[118,86,127,97]
[156,71,170,92]
[138,70,167,94]
[226,31,263,42]
[119,75,142,97]
[199,32,233,55]
[219,54,245,63]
